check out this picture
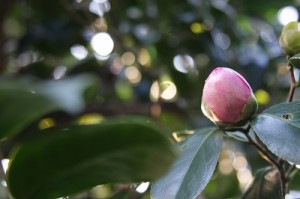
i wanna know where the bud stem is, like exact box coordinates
[240,127,286,198]
[287,64,296,102]
[285,63,298,194]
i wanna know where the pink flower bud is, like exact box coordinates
[201,67,257,127]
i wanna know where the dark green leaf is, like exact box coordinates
[109,189,131,199]
[0,85,58,140]
[7,117,177,199]
[0,74,99,140]
[289,53,300,69]
[224,131,248,142]
[241,167,283,199]
[36,74,99,114]
[250,100,300,164]
[151,128,223,199]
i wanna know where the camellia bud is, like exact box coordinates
[280,21,300,56]
[201,67,258,127]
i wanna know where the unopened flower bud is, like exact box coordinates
[280,21,300,56]
[201,67,258,127]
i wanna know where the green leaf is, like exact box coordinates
[0,74,99,140]
[250,100,300,165]
[151,128,223,199]
[289,53,300,69]
[36,74,99,114]
[285,190,300,199]
[7,117,177,199]
[109,189,131,199]
[0,85,59,140]
[241,167,283,199]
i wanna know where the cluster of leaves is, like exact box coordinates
[0,75,177,199]
[152,100,300,198]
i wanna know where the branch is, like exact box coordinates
[237,126,287,197]
[287,65,296,102]
[244,132,280,168]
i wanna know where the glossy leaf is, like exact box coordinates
[241,167,283,199]
[151,128,223,199]
[7,117,177,199]
[285,190,300,199]
[0,85,58,140]
[0,74,99,140]
[250,100,300,164]
[289,53,300,69]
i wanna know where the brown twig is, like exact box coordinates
[235,126,287,197]
[285,64,299,193]
[249,137,286,197]
[243,131,280,168]
[287,64,296,102]
[285,164,296,180]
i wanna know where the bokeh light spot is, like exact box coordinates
[53,65,67,80]
[90,185,111,198]
[233,155,248,171]
[110,57,124,75]
[277,6,299,25]
[237,169,253,191]
[91,32,114,56]
[160,81,177,101]
[115,81,133,100]
[1,159,9,174]
[78,113,104,125]
[39,118,55,130]
[125,66,142,84]
[255,89,270,105]
[173,54,195,73]
[122,51,136,65]
[218,158,234,175]
[150,81,160,102]
[70,44,88,60]
[138,48,151,66]
[89,0,111,17]
[190,22,204,34]
[214,32,231,50]
[136,182,150,193]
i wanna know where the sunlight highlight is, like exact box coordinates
[150,81,160,102]
[277,6,299,25]
[190,22,204,34]
[160,81,177,101]
[122,51,136,65]
[255,89,270,105]
[1,159,9,174]
[237,169,253,191]
[173,54,195,74]
[138,48,151,66]
[53,65,67,80]
[39,118,55,130]
[78,113,104,125]
[125,66,142,84]
[91,32,114,57]
[70,44,88,60]
[1,159,9,187]
[136,182,150,193]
